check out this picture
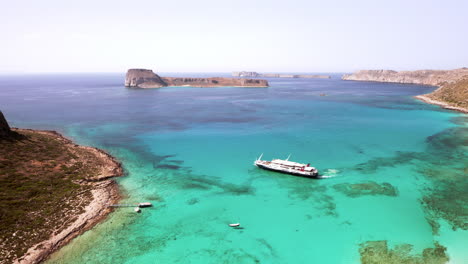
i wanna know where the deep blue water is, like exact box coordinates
[0,73,466,263]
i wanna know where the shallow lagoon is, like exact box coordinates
[1,74,466,263]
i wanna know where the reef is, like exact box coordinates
[342,68,468,113]
[359,240,449,264]
[125,69,269,88]
[351,123,468,234]
[333,181,398,197]
[0,112,123,264]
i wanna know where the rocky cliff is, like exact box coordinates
[125,69,268,88]
[342,68,468,86]
[342,68,468,113]
[125,69,167,88]
[0,111,11,138]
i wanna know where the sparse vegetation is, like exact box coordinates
[0,129,118,263]
[428,77,468,109]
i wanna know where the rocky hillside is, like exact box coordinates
[0,111,12,138]
[425,77,468,109]
[0,125,123,263]
[342,68,468,113]
[162,77,268,87]
[342,68,468,86]
[125,69,269,88]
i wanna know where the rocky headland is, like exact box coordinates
[342,68,468,113]
[125,69,269,88]
[232,71,331,79]
[0,111,123,264]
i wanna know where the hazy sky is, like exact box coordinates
[2,0,467,73]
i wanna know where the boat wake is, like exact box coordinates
[318,169,340,179]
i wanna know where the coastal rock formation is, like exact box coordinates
[125,69,269,88]
[0,111,12,138]
[0,122,123,264]
[342,68,468,113]
[232,71,260,77]
[162,77,268,87]
[125,69,167,88]
[342,68,468,86]
[421,77,468,111]
[233,71,331,79]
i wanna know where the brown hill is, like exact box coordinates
[425,77,468,110]
[125,69,269,88]
[342,68,468,113]
[342,68,468,86]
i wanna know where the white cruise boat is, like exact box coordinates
[254,154,319,178]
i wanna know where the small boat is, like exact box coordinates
[138,202,153,208]
[254,154,319,178]
[134,207,141,213]
[229,223,240,227]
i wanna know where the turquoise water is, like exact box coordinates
[0,74,466,263]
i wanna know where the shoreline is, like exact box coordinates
[414,95,468,114]
[12,129,123,264]
[341,68,468,115]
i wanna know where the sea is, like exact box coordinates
[0,73,466,263]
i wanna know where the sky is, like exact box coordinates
[1,0,467,73]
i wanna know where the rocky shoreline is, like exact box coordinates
[414,95,468,114]
[342,68,468,114]
[3,128,123,264]
[125,69,269,88]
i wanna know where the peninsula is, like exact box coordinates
[125,69,269,88]
[0,111,123,264]
[342,68,468,113]
[232,71,331,79]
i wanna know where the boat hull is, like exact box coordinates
[255,163,318,178]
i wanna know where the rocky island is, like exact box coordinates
[342,68,468,113]
[232,71,331,79]
[0,111,123,264]
[125,69,269,88]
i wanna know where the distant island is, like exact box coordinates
[342,68,468,113]
[232,71,331,79]
[0,111,123,264]
[125,69,269,88]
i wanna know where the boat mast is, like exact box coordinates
[257,153,263,161]
[286,154,291,161]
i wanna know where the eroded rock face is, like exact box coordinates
[125,69,167,88]
[0,111,11,138]
[342,68,468,86]
[125,69,269,88]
